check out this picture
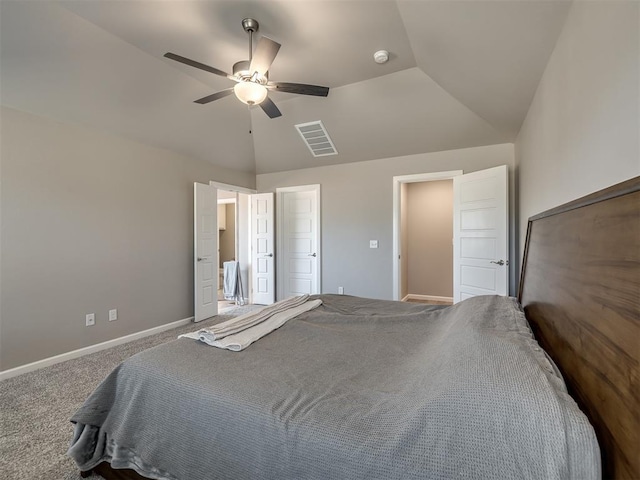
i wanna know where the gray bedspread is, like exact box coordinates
[68,295,600,480]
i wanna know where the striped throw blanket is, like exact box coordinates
[180,295,322,351]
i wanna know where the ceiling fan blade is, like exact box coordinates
[194,88,234,104]
[259,96,282,119]
[164,52,233,79]
[268,82,329,97]
[249,37,281,76]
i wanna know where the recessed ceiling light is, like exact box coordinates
[373,50,389,64]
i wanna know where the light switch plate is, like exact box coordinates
[369,240,378,249]
[109,309,118,321]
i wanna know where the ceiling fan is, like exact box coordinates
[164,18,329,119]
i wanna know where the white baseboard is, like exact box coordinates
[0,316,194,382]
[403,294,454,303]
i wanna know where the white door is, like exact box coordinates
[251,193,275,305]
[194,182,218,321]
[277,185,320,300]
[453,165,508,303]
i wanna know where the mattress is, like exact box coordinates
[68,294,600,479]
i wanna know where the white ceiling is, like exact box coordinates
[0,0,572,175]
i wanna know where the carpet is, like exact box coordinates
[0,305,259,480]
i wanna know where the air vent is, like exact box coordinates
[295,121,338,157]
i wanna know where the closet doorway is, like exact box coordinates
[393,166,510,303]
[392,171,462,302]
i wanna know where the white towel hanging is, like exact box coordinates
[223,261,245,305]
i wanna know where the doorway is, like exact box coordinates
[217,192,237,311]
[392,171,462,301]
[402,180,455,305]
[209,181,256,313]
[392,166,510,303]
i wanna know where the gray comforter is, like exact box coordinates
[68,295,600,480]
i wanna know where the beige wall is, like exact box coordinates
[516,1,639,261]
[257,143,515,300]
[406,180,453,298]
[0,107,255,370]
[219,203,236,267]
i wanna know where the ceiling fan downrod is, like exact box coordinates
[241,18,259,63]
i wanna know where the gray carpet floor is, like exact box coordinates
[0,305,258,480]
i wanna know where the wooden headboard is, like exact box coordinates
[518,176,639,479]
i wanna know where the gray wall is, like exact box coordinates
[219,203,236,266]
[0,107,255,370]
[257,143,515,300]
[406,180,453,298]
[516,0,639,260]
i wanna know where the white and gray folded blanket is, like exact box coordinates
[180,295,322,351]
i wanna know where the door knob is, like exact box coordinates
[490,260,506,266]
[308,253,317,257]
[265,253,273,257]
[197,257,207,262]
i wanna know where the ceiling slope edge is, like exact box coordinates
[250,67,510,174]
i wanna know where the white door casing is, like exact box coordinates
[194,182,218,321]
[453,165,509,303]
[251,193,275,305]
[277,185,321,300]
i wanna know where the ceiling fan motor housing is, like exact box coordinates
[233,60,250,77]
[233,60,268,83]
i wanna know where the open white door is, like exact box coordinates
[277,185,321,300]
[251,193,275,305]
[194,182,218,321]
[453,165,508,303]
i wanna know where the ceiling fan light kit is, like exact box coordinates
[234,81,268,105]
[163,18,330,118]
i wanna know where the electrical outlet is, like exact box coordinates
[369,240,379,249]
[338,286,344,295]
[85,313,95,327]
[109,309,118,321]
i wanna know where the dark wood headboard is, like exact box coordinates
[518,176,639,480]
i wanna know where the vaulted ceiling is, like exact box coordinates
[0,1,571,174]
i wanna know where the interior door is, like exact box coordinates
[194,182,218,321]
[251,193,275,305]
[453,165,508,303]
[278,186,320,300]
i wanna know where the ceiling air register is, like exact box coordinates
[295,121,338,157]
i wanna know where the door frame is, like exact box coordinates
[209,181,256,196]
[392,171,463,301]
[276,184,321,300]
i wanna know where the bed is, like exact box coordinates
[69,176,639,480]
